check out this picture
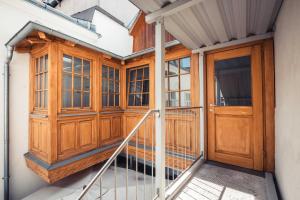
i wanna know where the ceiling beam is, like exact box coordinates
[145,0,204,24]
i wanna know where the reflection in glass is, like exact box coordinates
[142,94,149,106]
[73,91,81,107]
[169,92,179,107]
[128,94,134,106]
[169,60,179,75]
[63,55,72,72]
[180,74,190,90]
[109,68,114,79]
[181,91,191,107]
[169,76,179,91]
[83,60,90,76]
[180,57,190,73]
[63,73,72,89]
[102,66,108,78]
[215,56,252,106]
[63,90,72,107]
[74,57,82,74]
[83,77,90,91]
[137,68,143,80]
[74,75,81,90]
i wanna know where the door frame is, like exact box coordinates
[202,39,275,172]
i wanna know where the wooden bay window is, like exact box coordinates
[102,65,120,108]
[34,54,48,110]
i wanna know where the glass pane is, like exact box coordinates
[109,94,114,106]
[63,73,72,90]
[143,80,149,93]
[44,90,48,108]
[74,57,82,74]
[40,56,44,73]
[63,90,72,107]
[35,92,38,107]
[135,94,141,106]
[102,66,108,78]
[35,76,38,90]
[165,62,168,76]
[128,94,134,106]
[215,56,252,106]
[63,55,72,72]
[35,58,39,73]
[169,92,179,107]
[102,95,108,107]
[180,74,190,90]
[39,91,43,107]
[169,60,179,76]
[102,79,108,93]
[83,60,90,76]
[142,94,149,106]
[109,80,114,93]
[165,78,168,91]
[44,73,48,89]
[169,76,179,91]
[109,67,114,79]
[45,55,48,72]
[180,57,190,74]
[74,75,81,90]
[83,92,89,107]
[73,91,81,107]
[144,67,149,79]
[39,74,43,90]
[136,68,143,80]
[165,93,169,107]
[129,82,135,93]
[130,70,136,81]
[83,77,90,91]
[115,95,119,106]
[115,69,119,80]
[115,81,119,93]
[135,81,142,93]
[180,91,191,107]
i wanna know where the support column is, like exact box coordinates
[199,53,205,156]
[155,17,166,199]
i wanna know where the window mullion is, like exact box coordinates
[71,56,74,108]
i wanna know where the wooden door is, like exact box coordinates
[207,45,263,170]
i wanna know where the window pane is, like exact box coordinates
[40,56,44,73]
[135,94,141,106]
[115,95,119,106]
[130,70,136,81]
[144,67,149,79]
[63,90,72,107]
[180,57,190,74]
[36,58,39,73]
[109,80,114,92]
[128,94,134,106]
[136,68,143,80]
[102,95,108,107]
[74,75,81,90]
[83,77,90,91]
[45,55,48,72]
[115,69,119,80]
[39,74,43,90]
[169,92,179,107]
[136,81,142,93]
[180,74,190,90]
[102,66,108,78]
[165,62,168,76]
[63,55,72,72]
[169,60,179,76]
[44,73,48,89]
[102,79,108,93]
[83,92,89,107]
[109,94,114,106]
[73,91,81,107]
[165,93,169,107]
[180,91,191,107]
[129,82,135,93]
[74,57,82,74]
[143,80,149,93]
[39,91,42,107]
[142,94,149,106]
[215,56,252,106]
[83,60,90,76]
[169,76,179,91]
[115,81,119,93]
[165,78,168,91]
[109,67,114,79]
[44,90,48,108]
[35,92,38,107]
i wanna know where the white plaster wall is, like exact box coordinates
[93,11,133,57]
[274,0,300,199]
[56,0,99,15]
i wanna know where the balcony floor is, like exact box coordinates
[175,162,269,200]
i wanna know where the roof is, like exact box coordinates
[72,6,126,27]
[130,0,283,50]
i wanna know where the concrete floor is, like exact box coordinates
[175,162,268,200]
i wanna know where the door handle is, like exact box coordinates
[209,104,216,107]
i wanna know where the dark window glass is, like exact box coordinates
[215,56,252,106]
[102,65,120,107]
[74,57,82,74]
[34,54,49,109]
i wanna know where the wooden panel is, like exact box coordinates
[30,119,49,162]
[58,122,76,155]
[78,120,97,150]
[111,116,121,138]
[99,113,123,146]
[215,115,252,156]
[100,119,111,141]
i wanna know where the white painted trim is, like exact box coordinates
[198,53,205,155]
[145,0,204,24]
[192,33,274,54]
[155,17,166,200]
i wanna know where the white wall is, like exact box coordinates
[0,1,101,199]
[93,10,133,57]
[274,0,300,199]
[56,0,99,15]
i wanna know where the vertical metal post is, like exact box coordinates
[199,53,205,156]
[155,17,166,200]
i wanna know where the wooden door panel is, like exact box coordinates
[58,122,76,155]
[215,115,252,157]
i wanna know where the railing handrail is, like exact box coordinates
[77,109,159,200]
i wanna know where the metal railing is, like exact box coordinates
[77,109,159,200]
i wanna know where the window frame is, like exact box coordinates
[101,63,121,110]
[165,56,191,108]
[126,65,150,108]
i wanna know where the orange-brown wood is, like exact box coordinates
[207,46,264,170]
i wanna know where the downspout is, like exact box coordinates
[3,45,13,200]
